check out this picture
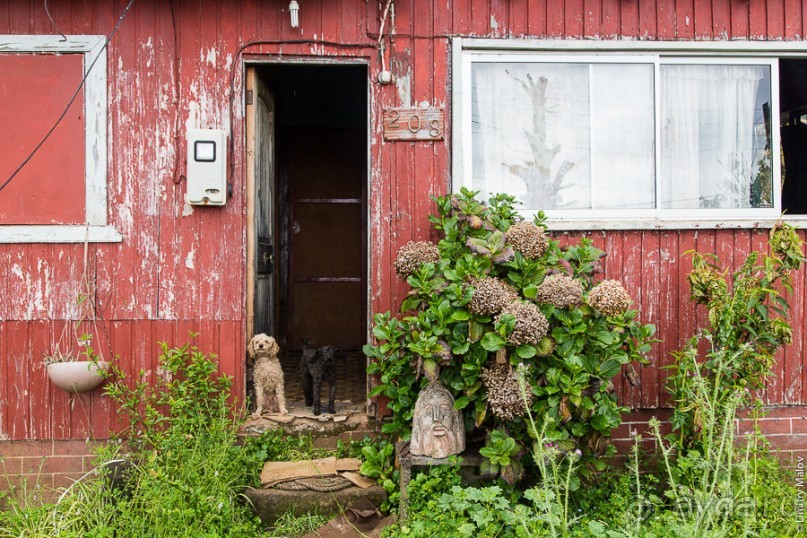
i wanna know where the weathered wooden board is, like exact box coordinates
[0,0,806,441]
[382,108,445,141]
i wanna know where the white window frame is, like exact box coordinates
[453,38,807,230]
[0,35,121,243]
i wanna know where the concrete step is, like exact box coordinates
[245,484,388,526]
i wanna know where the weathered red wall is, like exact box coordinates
[0,0,805,455]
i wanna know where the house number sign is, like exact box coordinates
[383,107,444,141]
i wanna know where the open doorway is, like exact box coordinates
[246,62,368,412]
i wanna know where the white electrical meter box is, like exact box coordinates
[187,129,228,206]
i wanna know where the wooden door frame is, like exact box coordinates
[243,58,372,407]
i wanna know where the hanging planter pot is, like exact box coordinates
[46,360,109,393]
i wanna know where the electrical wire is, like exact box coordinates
[0,0,137,195]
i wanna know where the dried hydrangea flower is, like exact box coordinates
[496,300,549,346]
[468,277,518,316]
[588,280,632,316]
[482,359,533,421]
[394,241,440,280]
[535,274,583,308]
[505,222,549,259]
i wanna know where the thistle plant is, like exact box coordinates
[667,223,805,447]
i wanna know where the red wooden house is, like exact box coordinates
[1,0,806,487]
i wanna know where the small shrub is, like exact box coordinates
[667,224,805,448]
[365,189,656,471]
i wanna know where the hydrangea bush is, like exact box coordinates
[364,189,656,472]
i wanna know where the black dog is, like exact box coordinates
[300,343,341,415]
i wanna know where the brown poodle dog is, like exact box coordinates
[248,333,288,418]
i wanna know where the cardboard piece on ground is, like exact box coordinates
[340,471,377,489]
[260,457,362,488]
[301,497,395,538]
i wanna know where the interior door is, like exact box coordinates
[285,127,366,351]
[246,68,276,338]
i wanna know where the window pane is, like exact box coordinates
[590,64,655,209]
[471,62,654,210]
[660,64,772,209]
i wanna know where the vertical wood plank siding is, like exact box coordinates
[0,0,805,440]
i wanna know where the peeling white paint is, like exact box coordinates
[185,249,196,269]
[395,71,411,107]
[205,47,217,67]
[490,15,499,32]
[182,195,194,216]
[686,15,691,26]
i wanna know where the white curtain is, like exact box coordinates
[472,63,591,209]
[471,62,654,210]
[660,65,764,209]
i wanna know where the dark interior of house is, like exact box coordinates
[779,59,807,215]
[257,64,368,406]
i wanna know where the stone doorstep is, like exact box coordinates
[244,485,388,527]
[238,401,383,444]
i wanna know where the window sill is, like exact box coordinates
[0,225,123,243]
[544,217,807,231]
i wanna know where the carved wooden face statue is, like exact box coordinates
[410,381,465,459]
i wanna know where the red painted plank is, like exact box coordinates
[546,0,565,36]
[638,0,657,38]
[749,0,768,37]
[693,0,714,37]
[675,0,696,37]
[583,0,603,37]
[491,0,510,36]
[656,232,679,406]
[620,0,640,36]
[507,0,528,35]
[50,320,72,440]
[527,0,548,36]
[7,321,29,440]
[767,0,786,37]
[640,231,660,408]
[676,231,697,406]
[622,231,643,408]
[28,321,51,440]
[469,0,489,34]
[657,0,676,38]
[783,0,803,37]
[601,0,620,37]
[783,234,805,404]
[321,0,341,41]
[565,0,585,36]
[712,0,731,37]
[730,0,750,38]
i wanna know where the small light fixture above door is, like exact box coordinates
[289,1,300,28]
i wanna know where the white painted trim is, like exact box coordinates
[452,38,794,230]
[0,225,122,243]
[544,217,807,231]
[0,35,119,243]
[458,38,807,55]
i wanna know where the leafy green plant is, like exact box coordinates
[99,338,262,537]
[479,428,525,485]
[667,223,805,447]
[242,429,330,474]
[358,439,399,512]
[365,188,656,467]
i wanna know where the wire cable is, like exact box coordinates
[0,0,137,194]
